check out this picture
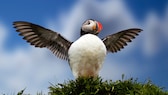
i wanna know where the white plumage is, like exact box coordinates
[68,34,107,78]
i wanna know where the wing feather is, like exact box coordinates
[13,21,72,60]
[102,28,142,53]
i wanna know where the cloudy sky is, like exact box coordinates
[0,0,168,94]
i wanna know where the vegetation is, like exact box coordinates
[14,75,168,95]
[49,75,168,95]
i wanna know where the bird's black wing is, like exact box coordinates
[102,28,142,53]
[13,21,72,60]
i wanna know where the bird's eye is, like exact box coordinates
[87,21,90,25]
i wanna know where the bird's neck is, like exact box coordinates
[80,29,88,36]
[80,29,98,36]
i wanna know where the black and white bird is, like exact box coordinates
[13,19,142,78]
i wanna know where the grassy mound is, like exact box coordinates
[49,76,168,95]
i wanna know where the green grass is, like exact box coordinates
[15,75,168,95]
[49,76,168,95]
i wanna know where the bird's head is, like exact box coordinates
[80,19,103,36]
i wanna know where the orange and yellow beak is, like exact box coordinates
[92,21,103,33]
[97,21,103,33]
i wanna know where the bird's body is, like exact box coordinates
[13,19,142,78]
[68,34,106,78]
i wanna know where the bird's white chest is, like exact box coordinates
[68,34,107,78]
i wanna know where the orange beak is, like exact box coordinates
[97,22,103,33]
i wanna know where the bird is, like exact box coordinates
[13,19,142,78]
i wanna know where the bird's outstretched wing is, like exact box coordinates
[102,28,142,53]
[13,21,72,60]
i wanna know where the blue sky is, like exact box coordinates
[0,0,168,94]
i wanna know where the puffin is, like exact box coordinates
[13,19,142,78]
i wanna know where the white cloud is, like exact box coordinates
[142,7,168,57]
[143,12,161,56]
[0,40,72,93]
[0,22,7,50]
[100,57,155,81]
